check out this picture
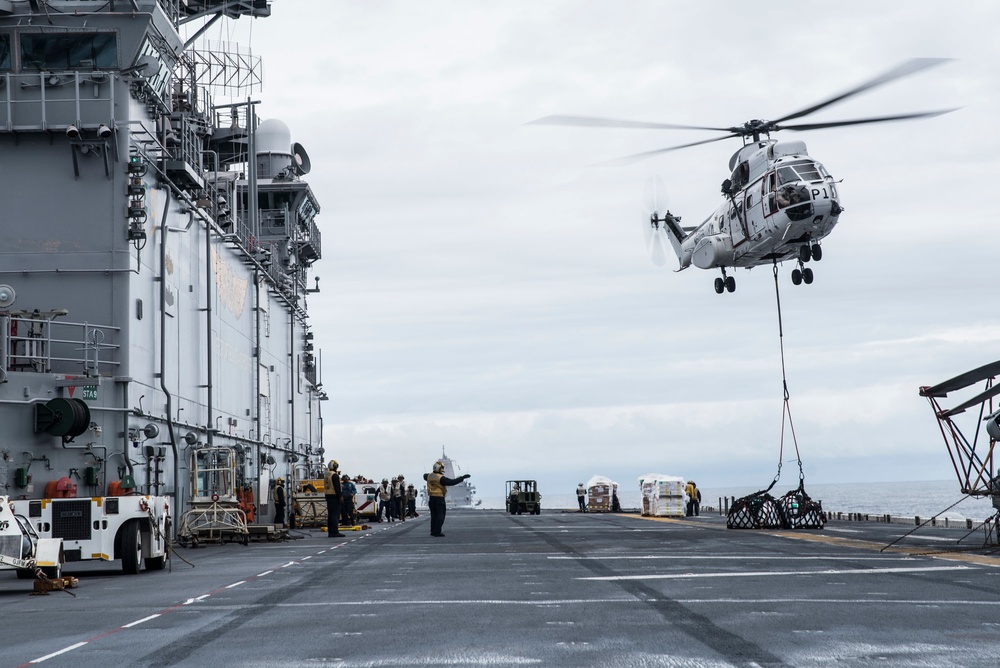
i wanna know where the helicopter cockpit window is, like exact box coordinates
[20,33,118,70]
[777,159,824,185]
[731,162,750,190]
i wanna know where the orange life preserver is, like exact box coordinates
[237,485,255,522]
[44,477,78,499]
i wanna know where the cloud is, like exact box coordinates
[197,1,1000,497]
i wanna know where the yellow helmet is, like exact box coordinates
[276,477,284,484]
[432,461,445,474]
[328,460,339,471]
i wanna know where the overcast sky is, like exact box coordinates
[189,1,1000,501]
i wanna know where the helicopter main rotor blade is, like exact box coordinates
[527,114,732,132]
[596,133,739,166]
[776,108,958,132]
[771,58,952,126]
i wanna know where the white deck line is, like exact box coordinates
[579,565,973,581]
[29,641,88,663]
[550,555,917,561]
[122,614,161,628]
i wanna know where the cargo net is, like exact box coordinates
[727,482,825,530]
[727,491,782,529]
[727,265,825,531]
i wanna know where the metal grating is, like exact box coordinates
[52,500,92,541]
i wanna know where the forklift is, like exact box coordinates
[505,480,541,515]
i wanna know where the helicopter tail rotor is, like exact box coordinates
[642,176,672,267]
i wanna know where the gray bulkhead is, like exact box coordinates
[0,1,324,536]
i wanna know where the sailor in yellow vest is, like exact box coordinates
[324,460,345,537]
[422,460,471,537]
[685,480,700,517]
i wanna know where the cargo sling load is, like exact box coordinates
[638,473,685,517]
[586,475,619,513]
[0,0,326,573]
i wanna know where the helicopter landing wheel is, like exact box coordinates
[810,244,823,261]
[799,245,811,263]
[724,276,736,293]
[791,268,803,285]
[714,277,725,294]
[802,267,814,284]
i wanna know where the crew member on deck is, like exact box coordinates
[685,480,698,517]
[273,477,286,526]
[377,478,391,522]
[406,483,418,518]
[324,460,345,537]
[423,460,471,537]
[576,483,587,512]
[508,483,520,514]
[341,474,356,526]
[395,475,407,522]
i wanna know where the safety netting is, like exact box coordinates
[727,491,782,529]
[727,482,825,530]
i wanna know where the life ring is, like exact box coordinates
[211,493,220,502]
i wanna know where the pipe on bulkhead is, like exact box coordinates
[254,268,261,518]
[158,188,180,537]
[288,308,294,483]
[204,183,214,447]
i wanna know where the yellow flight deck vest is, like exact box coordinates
[426,472,446,497]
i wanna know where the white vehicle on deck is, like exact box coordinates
[10,494,169,575]
[0,496,64,580]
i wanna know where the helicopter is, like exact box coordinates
[530,59,956,293]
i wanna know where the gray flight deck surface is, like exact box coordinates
[3,510,999,667]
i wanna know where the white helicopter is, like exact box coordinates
[531,59,955,293]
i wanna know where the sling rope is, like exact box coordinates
[726,264,821,529]
[765,261,804,493]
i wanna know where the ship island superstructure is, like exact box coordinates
[0,0,326,573]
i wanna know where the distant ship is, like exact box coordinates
[421,449,480,508]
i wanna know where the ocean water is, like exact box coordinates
[479,480,999,522]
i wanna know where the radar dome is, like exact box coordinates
[255,118,294,179]
[256,119,292,155]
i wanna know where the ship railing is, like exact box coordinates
[0,313,120,376]
[259,208,287,234]
[296,216,322,264]
[0,71,116,133]
[126,119,170,163]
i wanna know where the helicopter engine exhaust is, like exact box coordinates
[692,234,735,270]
